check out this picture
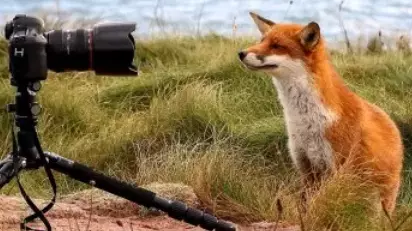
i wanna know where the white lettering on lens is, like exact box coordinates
[66,31,72,55]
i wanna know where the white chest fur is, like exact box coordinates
[271,74,337,173]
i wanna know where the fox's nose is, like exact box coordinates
[238,51,247,60]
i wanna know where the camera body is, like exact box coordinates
[5,14,137,85]
[5,15,48,83]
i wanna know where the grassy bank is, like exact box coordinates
[0,35,412,230]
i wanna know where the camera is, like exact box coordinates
[4,14,137,84]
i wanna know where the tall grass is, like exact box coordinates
[0,35,412,230]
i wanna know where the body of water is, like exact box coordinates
[1,0,412,43]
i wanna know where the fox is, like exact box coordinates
[238,12,404,214]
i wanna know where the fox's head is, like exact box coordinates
[239,12,325,78]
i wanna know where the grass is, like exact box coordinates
[1,34,412,230]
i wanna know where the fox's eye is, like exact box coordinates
[271,44,280,49]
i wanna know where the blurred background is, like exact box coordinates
[1,0,412,44]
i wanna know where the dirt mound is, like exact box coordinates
[0,182,300,231]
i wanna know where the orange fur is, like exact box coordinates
[242,14,404,214]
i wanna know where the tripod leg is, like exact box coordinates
[45,152,236,231]
[0,155,25,188]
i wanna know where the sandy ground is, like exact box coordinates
[0,183,300,231]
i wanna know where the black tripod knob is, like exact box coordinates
[29,82,42,92]
[30,103,41,116]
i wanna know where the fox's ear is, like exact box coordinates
[299,22,321,51]
[249,12,275,35]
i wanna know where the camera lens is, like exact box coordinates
[46,23,137,76]
[46,29,90,72]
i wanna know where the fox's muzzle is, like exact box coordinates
[238,51,279,70]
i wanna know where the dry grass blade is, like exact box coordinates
[273,199,284,231]
[338,0,353,53]
[284,1,294,20]
[382,201,395,231]
[394,209,412,231]
[85,189,94,231]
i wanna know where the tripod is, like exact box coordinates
[0,80,236,231]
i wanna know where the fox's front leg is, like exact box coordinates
[293,148,329,213]
[292,149,316,213]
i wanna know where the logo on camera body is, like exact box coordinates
[14,48,24,57]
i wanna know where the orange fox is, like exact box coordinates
[239,12,404,214]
